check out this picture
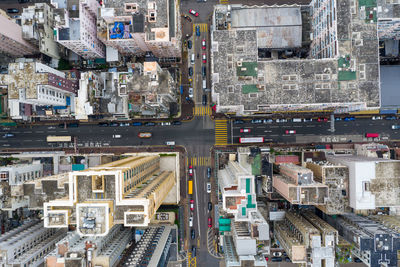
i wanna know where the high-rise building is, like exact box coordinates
[21,3,60,59]
[97,0,181,59]
[43,155,176,236]
[0,12,38,57]
[0,61,77,120]
[52,0,105,59]
[376,0,400,40]
[0,220,66,267]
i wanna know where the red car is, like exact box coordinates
[240,128,250,133]
[202,53,206,63]
[208,217,212,228]
[189,165,193,176]
[285,130,296,134]
[189,9,199,17]
[190,199,194,211]
[202,39,206,50]
[317,117,328,122]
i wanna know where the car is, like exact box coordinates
[263,119,273,123]
[67,123,79,128]
[138,132,152,138]
[184,15,192,22]
[285,130,296,134]
[202,53,206,63]
[144,122,156,126]
[240,128,251,133]
[207,167,211,178]
[7,8,19,14]
[3,133,15,138]
[202,66,206,77]
[202,39,206,49]
[265,257,269,261]
[196,25,200,36]
[272,252,282,257]
[189,217,193,227]
[275,118,287,123]
[304,118,313,122]
[207,182,211,193]
[47,126,56,130]
[318,117,328,122]
[191,229,196,239]
[192,246,197,257]
[208,202,212,211]
[343,117,355,121]
[335,117,342,121]
[18,0,30,3]
[190,199,194,211]
[251,119,262,124]
[234,120,244,124]
[372,116,382,120]
[109,122,119,127]
[271,257,282,262]
[354,257,362,263]
[385,116,397,120]
[284,257,291,262]
[189,9,199,17]
[98,122,109,127]
[188,40,192,49]
[112,134,121,138]
[132,122,142,126]
[119,122,130,126]
[392,125,400,130]
[172,121,182,125]
[188,67,193,76]
[208,217,212,228]
[189,165,193,176]
[188,88,194,98]
[202,94,207,106]
[160,122,171,126]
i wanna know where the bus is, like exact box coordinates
[365,133,379,138]
[188,180,193,195]
[239,137,264,144]
[46,136,72,142]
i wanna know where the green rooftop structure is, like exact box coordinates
[242,84,258,94]
[236,62,258,77]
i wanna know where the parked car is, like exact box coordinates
[191,246,197,257]
[119,122,129,126]
[272,252,282,257]
[208,202,212,211]
[172,121,182,125]
[144,122,156,126]
[271,257,282,262]
[202,39,206,49]
[207,182,211,193]
[372,116,382,120]
[189,217,193,227]
[234,120,244,124]
[188,40,192,49]
[190,199,194,211]
[251,119,262,124]
[3,133,15,138]
[7,8,19,14]
[67,123,79,128]
[240,128,250,133]
[284,257,291,262]
[318,117,328,122]
[189,9,199,17]
[109,122,119,127]
[202,66,206,77]
[160,122,171,126]
[343,117,355,121]
[196,25,200,36]
[191,229,196,239]
[188,67,193,76]
[263,119,273,123]
[132,122,142,126]
[304,118,313,122]
[207,167,211,178]
[188,88,194,98]
[385,116,397,120]
[183,15,192,22]
[275,118,287,123]
[285,130,296,134]
[335,117,342,121]
[208,217,212,228]
[47,126,56,130]
[202,53,206,63]
[98,122,109,127]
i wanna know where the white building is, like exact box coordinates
[52,0,105,59]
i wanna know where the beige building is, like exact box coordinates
[97,0,181,58]
[43,155,176,236]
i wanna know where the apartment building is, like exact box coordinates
[0,161,43,215]
[0,220,66,267]
[376,0,400,40]
[97,0,181,58]
[21,3,60,59]
[274,211,336,266]
[354,143,390,159]
[43,155,176,236]
[46,224,133,267]
[52,0,105,59]
[306,161,350,214]
[120,226,177,266]
[273,163,328,205]
[328,213,400,267]
[211,1,379,115]
[0,12,38,57]
[327,155,400,210]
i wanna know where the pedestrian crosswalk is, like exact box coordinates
[188,157,211,167]
[193,23,208,33]
[193,106,212,116]
[215,119,228,145]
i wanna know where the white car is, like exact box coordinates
[372,116,382,120]
[272,252,282,257]
[189,88,194,98]
[189,217,193,227]
[207,182,211,193]
[161,122,171,126]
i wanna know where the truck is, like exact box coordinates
[46,136,72,142]
[138,132,152,138]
